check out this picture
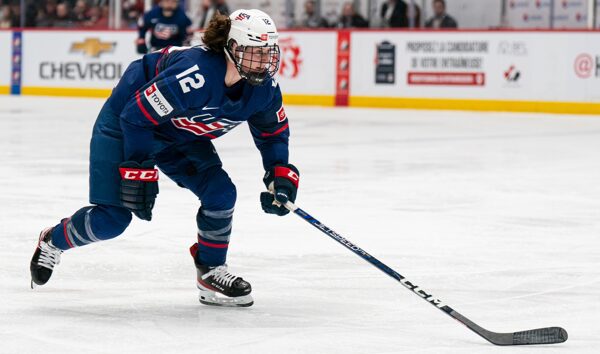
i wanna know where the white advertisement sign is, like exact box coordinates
[18,30,335,97]
[22,30,139,89]
[553,0,588,28]
[506,0,552,28]
[275,31,336,96]
[0,31,11,89]
[507,0,588,29]
[351,31,600,103]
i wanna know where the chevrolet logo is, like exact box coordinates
[70,38,116,58]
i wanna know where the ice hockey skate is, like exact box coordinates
[195,263,253,307]
[30,227,63,289]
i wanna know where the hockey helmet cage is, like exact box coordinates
[226,9,280,86]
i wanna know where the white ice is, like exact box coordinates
[0,96,599,353]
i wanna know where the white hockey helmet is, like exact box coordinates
[226,9,280,85]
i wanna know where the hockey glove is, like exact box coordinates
[136,38,148,54]
[260,164,299,216]
[119,160,159,221]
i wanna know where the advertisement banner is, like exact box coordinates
[275,31,337,98]
[7,29,600,113]
[350,31,600,103]
[21,30,139,94]
[506,0,552,28]
[351,32,492,99]
[507,0,588,29]
[0,31,11,93]
[553,0,588,28]
[16,30,335,101]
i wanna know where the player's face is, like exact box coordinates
[240,46,274,73]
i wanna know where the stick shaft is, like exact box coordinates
[284,201,567,346]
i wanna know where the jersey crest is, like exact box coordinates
[171,113,242,138]
[154,23,179,40]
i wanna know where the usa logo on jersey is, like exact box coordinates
[171,114,241,139]
[154,23,179,40]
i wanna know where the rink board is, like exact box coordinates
[0,31,10,94]
[20,30,139,96]
[350,31,600,113]
[4,29,600,114]
[17,29,337,106]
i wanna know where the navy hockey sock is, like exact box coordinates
[195,207,234,266]
[50,205,132,250]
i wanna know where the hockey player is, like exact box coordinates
[30,9,299,307]
[136,0,193,54]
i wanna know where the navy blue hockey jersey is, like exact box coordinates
[138,6,192,49]
[107,46,289,171]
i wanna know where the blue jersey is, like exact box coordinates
[138,7,192,49]
[107,46,289,171]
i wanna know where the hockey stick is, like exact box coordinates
[284,201,568,346]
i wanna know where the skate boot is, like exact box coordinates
[30,227,63,288]
[195,263,253,307]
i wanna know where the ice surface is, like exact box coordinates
[0,96,598,353]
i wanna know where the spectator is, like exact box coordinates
[24,1,38,27]
[8,2,21,27]
[84,4,109,28]
[73,0,89,23]
[198,0,229,29]
[380,0,408,28]
[336,2,368,28]
[299,0,328,28]
[0,5,11,28]
[425,0,457,29]
[53,2,76,27]
[123,0,143,28]
[36,0,58,27]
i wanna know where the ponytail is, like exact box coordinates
[202,12,231,53]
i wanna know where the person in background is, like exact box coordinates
[380,0,407,28]
[0,4,11,28]
[73,0,89,23]
[336,2,368,28]
[137,0,192,54]
[53,1,76,28]
[84,4,109,28]
[123,0,143,29]
[425,0,457,29]
[198,0,229,29]
[22,1,38,27]
[36,0,58,27]
[299,0,328,28]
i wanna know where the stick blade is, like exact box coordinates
[487,327,568,346]
[512,327,568,345]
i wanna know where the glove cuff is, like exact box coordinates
[274,165,299,188]
[263,163,299,188]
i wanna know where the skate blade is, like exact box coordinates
[31,280,36,289]
[199,297,254,307]
[197,287,253,307]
